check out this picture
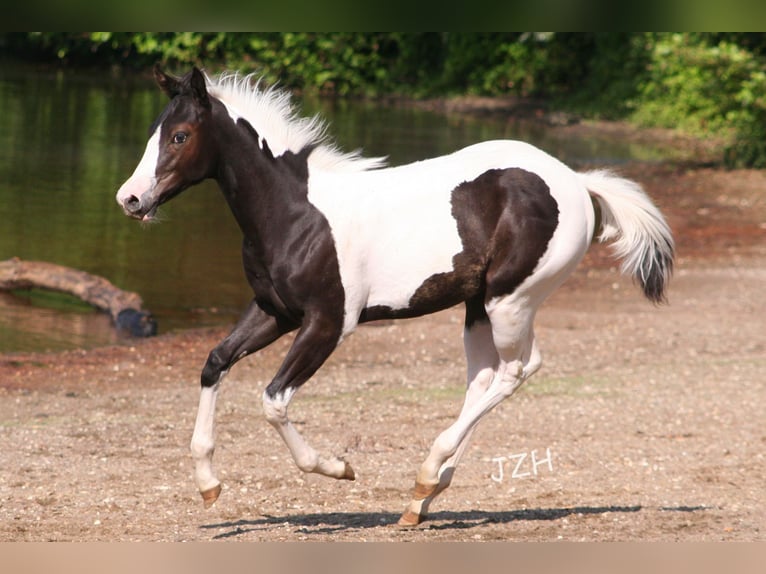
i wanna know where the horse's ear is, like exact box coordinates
[153,64,182,98]
[189,67,211,109]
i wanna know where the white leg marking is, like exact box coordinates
[190,382,221,494]
[401,321,500,523]
[412,301,539,493]
[437,321,499,481]
[522,333,542,379]
[262,389,353,479]
[416,358,526,486]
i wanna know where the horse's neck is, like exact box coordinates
[215,130,312,262]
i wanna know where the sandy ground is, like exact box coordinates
[0,162,764,541]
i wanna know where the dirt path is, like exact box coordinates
[0,164,764,541]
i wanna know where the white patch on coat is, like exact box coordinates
[115,130,160,206]
[308,139,594,338]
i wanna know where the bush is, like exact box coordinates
[627,34,766,167]
[631,35,747,134]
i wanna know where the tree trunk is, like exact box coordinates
[0,257,156,337]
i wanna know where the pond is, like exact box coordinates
[0,63,672,353]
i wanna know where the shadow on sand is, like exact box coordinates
[199,504,707,539]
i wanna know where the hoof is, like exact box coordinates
[200,483,222,508]
[397,509,423,527]
[341,461,356,481]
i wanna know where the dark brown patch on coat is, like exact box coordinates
[478,168,559,301]
[359,168,558,326]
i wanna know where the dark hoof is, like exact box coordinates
[342,461,356,480]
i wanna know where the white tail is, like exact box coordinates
[579,170,674,303]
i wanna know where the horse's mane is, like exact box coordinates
[206,72,386,173]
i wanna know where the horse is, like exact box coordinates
[115,66,674,526]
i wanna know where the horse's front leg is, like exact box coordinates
[262,311,355,480]
[191,299,296,507]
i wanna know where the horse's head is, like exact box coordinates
[116,66,216,221]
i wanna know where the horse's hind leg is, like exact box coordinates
[399,303,501,526]
[435,317,500,489]
[398,297,540,526]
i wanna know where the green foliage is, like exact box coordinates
[236,33,396,96]
[627,34,766,168]
[552,33,650,119]
[631,34,753,135]
[723,69,766,168]
[2,32,766,167]
[440,33,527,95]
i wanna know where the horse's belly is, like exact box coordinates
[364,209,463,312]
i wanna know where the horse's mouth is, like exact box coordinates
[120,200,159,221]
[140,204,159,222]
[118,177,184,221]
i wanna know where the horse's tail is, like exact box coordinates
[579,169,674,303]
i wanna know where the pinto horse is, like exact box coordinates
[116,67,673,526]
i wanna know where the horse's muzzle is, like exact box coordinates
[116,172,160,220]
[120,194,159,221]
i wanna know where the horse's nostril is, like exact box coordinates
[124,195,141,213]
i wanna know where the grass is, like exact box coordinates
[10,288,96,314]
[518,374,615,398]
[296,373,617,405]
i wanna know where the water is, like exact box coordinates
[0,63,671,353]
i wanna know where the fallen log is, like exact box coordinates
[0,257,157,337]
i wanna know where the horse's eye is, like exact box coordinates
[172,132,188,144]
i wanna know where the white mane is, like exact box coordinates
[206,72,387,173]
